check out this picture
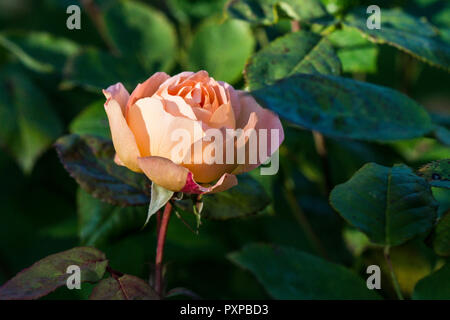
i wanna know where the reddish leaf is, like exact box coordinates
[0,247,108,300]
[90,275,159,300]
[55,134,150,206]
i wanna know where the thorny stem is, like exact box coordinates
[384,246,404,300]
[154,201,173,298]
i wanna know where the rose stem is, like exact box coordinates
[154,201,173,298]
[384,246,404,300]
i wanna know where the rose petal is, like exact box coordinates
[125,72,170,118]
[127,99,152,157]
[138,156,189,192]
[158,71,194,95]
[209,103,236,129]
[181,113,257,183]
[103,83,130,115]
[233,91,284,174]
[160,94,197,120]
[219,81,241,120]
[192,107,212,124]
[114,153,125,167]
[135,97,204,162]
[104,99,141,172]
[138,156,237,194]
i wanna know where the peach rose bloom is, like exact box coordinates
[103,71,284,194]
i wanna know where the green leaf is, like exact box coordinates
[433,211,450,256]
[277,0,328,22]
[168,0,228,21]
[70,100,110,139]
[55,134,150,206]
[104,0,177,73]
[0,32,79,73]
[145,183,174,227]
[227,0,327,25]
[228,243,380,299]
[90,274,158,300]
[188,19,254,84]
[434,125,450,146]
[64,48,145,91]
[245,31,341,90]
[344,8,450,72]
[327,27,379,73]
[251,74,433,141]
[77,188,147,247]
[412,263,450,299]
[0,247,108,300]
[330,163,437,246]
[417,159,450,189]
[202,174,270,219]
[0,66,63,173]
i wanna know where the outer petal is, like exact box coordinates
[104,99,142,172]
[103,82,130,115]
[234,91,284,174]
[138,156,238,194]
[125,72,170,119]
[138,156,189,192]
[114,153,125,167]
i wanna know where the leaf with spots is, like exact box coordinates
[250,74,433,141]
[0,247,108,300]
[90,274,159,300]
[55,134,150,207]
[245,31,341,90]
[227,0,328,25]
[330,163,438,246]
[344,8,450,72]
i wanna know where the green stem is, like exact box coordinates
[384,246,404,300]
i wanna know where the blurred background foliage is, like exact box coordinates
[0,0,449,299]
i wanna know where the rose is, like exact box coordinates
[103,71,284,194]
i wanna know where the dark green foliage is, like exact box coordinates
[0,0,449,300]
[251,74,433,141]
[55,134,150,206]
[228,243,380,299]
[330,163,438,246]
